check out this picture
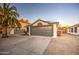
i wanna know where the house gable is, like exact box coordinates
[31,19,50,26]
[31,19,59,27]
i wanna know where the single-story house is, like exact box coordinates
[0,19,29,35]
[12,19,29,34]
[19,19,29,30]
[67,23,79,35]
[28,19,59,38]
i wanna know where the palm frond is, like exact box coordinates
[0,3,20,28]
[9,6,17,11]
[6,3,10,8]
[9,11,19,17]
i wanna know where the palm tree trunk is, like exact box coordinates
[2,26,8,38]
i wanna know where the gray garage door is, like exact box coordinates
[31,26,53,36]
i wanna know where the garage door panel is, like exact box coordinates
[31,26,53,36]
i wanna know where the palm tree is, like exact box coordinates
[0,3,21,38]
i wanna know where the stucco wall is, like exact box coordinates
[77,27,79,33]
[67,26,79,35]
[32,21,49,26]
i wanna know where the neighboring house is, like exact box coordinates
[14,19,29,34]
[19,19,29,30]
[29,19,59,38]
[0,25,13,35]
[0,19,29,35]
[67,23,79,35]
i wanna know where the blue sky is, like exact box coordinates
[11,3,79,26]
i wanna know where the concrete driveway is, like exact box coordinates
[44,34,79,55]
[0,35,51,55]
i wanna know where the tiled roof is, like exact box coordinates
[69,23,79,28]
[73,23,79,27]
[19,19,28,23]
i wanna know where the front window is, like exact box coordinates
[71,28,73,32]
[74,27,77,33]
